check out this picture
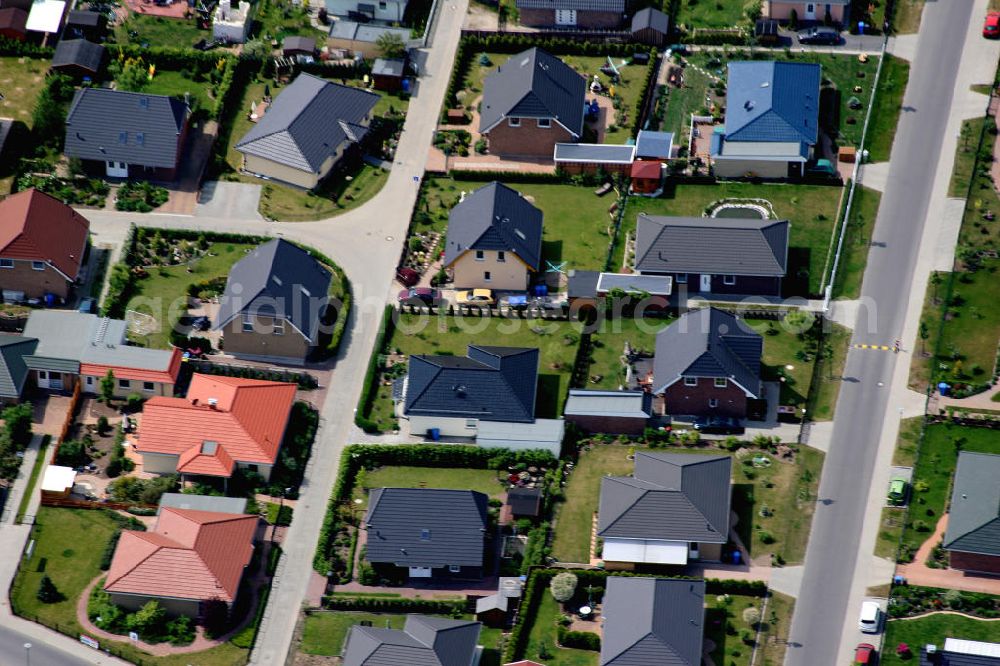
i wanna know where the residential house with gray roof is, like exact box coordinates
[711,61,821,179]
[0,336,38,404]
[652,307,763,419]
[443,182,543,291]
[364,488,489,579]
[600,577,705,665]
[943,452,1000,575]
[63,88,190,181]
[598,452,732,566]
[235,73,378,190]
[634,215,790,296]
[479,48,586,159]
[516,0,625,28]
[343,615,482,666]
[214,238,333,364]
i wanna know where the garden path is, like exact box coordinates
[897,514,1000,594]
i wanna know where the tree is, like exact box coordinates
[55,440,89,467]
[1,403,32,448]
[549,572,578,603]
[36,575,62,603]
[943,589,964,609]
[128,600,166,637]
[243,38,272,59]
[100,369,116,404]
[742,606,761,626]
[115,57,150,92]
[376,32,406,59]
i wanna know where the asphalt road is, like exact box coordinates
[0,626,93,666]
[785,1,976,663]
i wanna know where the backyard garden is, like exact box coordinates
[881,602,1000,665]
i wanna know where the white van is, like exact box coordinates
[859,601,881,633]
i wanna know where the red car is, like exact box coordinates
[397,288,439,305]
[985,11,1000,38]
[396,267,419,287]
[855,643,877,665]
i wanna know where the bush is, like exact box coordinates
[321,596,465,615]
[557,627,601,650]
[97,415,110,435]
[742,606,760,626]
[55,439,89,467]
[549,572,578,602]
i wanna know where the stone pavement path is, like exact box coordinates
[898,514,1000,595]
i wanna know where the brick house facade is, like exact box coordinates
[517,7,623,27]
[662,377,749,419]
[948,551,1000,575]
[565,413,649,435]
[485,117,575,159]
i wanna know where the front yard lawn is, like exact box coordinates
[866,55,911,163]
[948,118,987,198]
[831,185,882,299]
[881,613,1000,665]
[352,465,507,507]
[620,182,842,297]
[417,177,617,273]
[809,322,852,421]
[897,423,1000,562]
[113,12,207,49]
[706,593,772,666]
[123,240,255,349]
[932,259,1000,389]
[550,442,823,565]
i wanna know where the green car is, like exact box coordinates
[888,479,907,504]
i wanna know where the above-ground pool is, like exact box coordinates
[713,205,767,219]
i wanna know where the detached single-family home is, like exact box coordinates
[634,214,790,296]
[364,487,489,579]
[21,311,182,397]
[943,451,1000,575]
[398,344,564,455]
[343,615,482,666]
[51,39,105,79]
[0,336,37,404]
[104,507,258,617]
[920,638,1000,666]
[135,373,297,482]
[0,189,90,301]
[598,451,732,567]
[564,389,652,435]
[652,308,763,419]
[516,0,625,28]
[0,7,27,40]
[711,61,821,179]
[443,182,543,291]
[600,577,705,665]
[235,73,378,190]
[325,0,408,22]
[480,48,586,159]
[763,0,849,24]
[64,88,190,181]
[213,238,332,364]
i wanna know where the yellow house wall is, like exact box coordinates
[450,250,531,291]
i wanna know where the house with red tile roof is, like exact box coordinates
[135,373,297,481]
[0,189,90,301]
[104,507,258,617]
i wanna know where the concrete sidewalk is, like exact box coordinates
[1,434,45,526]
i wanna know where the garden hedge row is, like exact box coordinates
[557,626,601,651]
[101,224,139,318]
[319,596,465,615]
[0,37,53,57]
[354,305,395,432]
[629,48,658,139]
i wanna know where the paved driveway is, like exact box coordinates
[196,181,263,220]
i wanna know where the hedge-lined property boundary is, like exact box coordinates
[313,444,557,573]
[319,596,465,615]
[354,305,395,432]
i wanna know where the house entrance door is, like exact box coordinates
[699,274,712,292]
[804,2,816,19]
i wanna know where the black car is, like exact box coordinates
[797,26,841,45]
[692,416,745,435]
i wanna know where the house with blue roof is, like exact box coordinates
[711,61,821,179]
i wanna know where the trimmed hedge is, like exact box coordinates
[630,49,658,139]
[0,37,53,57]
[450,170,570,184]
[354,305,395,432]
[101,223,139,318]
[320,596,465,615]
[557,626,601,651]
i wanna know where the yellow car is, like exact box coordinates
[456,289,495,306]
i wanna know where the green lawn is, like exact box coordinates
[419,177,617,272]
[758,592,795,666]
[458,53,648,144]
[934,259,1000,386]
[809,322,852,421]
[0,56,49,195]
[620,182,842,297]
[352,465,507,506]
[550,443,823,565]
[525,593,599,666]
[706,594,768,666]
[892,0,924,33]
[113,12,207,48]
[259,163,390,222]
[253,0,326,42]
[368,314,582,430]
[866,56,911,163]
[882,613,1000,665]
[909,271,946,390]
[898,424,1000,561]
[143,69,214,117]
[949,118,987,197]
[831,185,882,299]
[674,0,748,29]
[657,56,716,139]
[124,242,255,349]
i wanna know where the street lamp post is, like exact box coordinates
[24,642,31,666]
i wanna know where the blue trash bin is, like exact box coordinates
[938,382,951,396]
[732,550,742,565]
[429,428,441,441]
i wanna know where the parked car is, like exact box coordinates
[854,643,877,665]
[858,601,881,633]
[456,289,494,306]
[692,416,744,435]
[798,26,840,45]
[77,297,96,314]
[396,267,419,287]
[985,11,1000,38]
[397,288,439,306]
[887,478,907,504]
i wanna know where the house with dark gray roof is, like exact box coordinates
[0,336,38,404]
[943,452,1000,575]
[480,48,586,159]
[64,88,190,181]
[342,615,482,666]
[634,215,790,296]
[214,238,333,364]
[598,451,732,565]
[235,73,378,190]
[652,308,762,419]
[51,39,105,78]
[364,488,489,579]
[630,7,669,47]
[516,0,625,28]
[711,61,821,179]
[443,182,543,291]
[600,577,705,665]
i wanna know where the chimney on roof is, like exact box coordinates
[192,398,199,406]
